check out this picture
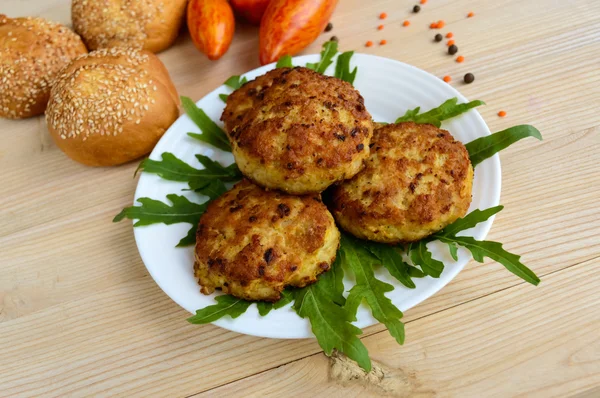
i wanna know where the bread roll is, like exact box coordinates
[0,15,87,119]
[46,48,179,167]
[72,0,188,53]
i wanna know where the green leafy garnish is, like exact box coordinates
[193,179,227,200]
[367,243,415,289]
[113,194,207,246]
[137,152,241,192]
[187,295,252,324]
[276,55,293,68]
[219,93,229,103]
[293,258,371,372]
[465,125,543,167]
[432,206,540,285]
[396,98,485,127]
[334,51,358,85]
[306,41,338,73]
[256,290,293,316]
[223,75,248,90]
[187,154,242,190]
[408,240,445,278]
[340,235,405,346]
[181,96,231,152]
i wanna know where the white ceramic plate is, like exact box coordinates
[133,53,501,339]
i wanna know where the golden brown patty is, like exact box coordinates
[226,67,374,194]
[328,122,474,243]
[194,179,340,302]
[220,67,287,134]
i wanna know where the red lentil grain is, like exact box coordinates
[380,12,388,20]
[446,32,453,38]
[468,11,475,18]
[365,41,373,47]
[380,39,387,45]
[378,24,384,30]
[443,75,451,83]
[456,55,465,63]
[447,40,455,46]
[403,20,410,27]
[498,110,507,117]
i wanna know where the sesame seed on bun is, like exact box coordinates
[72,0,188,53]
[46,48,179,167]
[0,15,87,119]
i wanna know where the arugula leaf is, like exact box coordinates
[181,96,231,152]
[408,240,444,278]
[113,194,207,246]
[408,267,426,278]
[438,206,504,237]
[187,154,242,190]
[436,235,540,285]
[367,243,415,289]
[137,152,241,193]
[334,51,358,84]
[465,125,543,167]
[306,41,338,73]
[188,295,252,324]
[447,242,459,261]
[223,75,248,90]
[193,179,227,200]
[276,55,293,68]
[219,93,229,103]
[256,290,293,316]
[396,98,485,127]
[431,205,540,285]
[340,235,405,346]
[293,266,371,371]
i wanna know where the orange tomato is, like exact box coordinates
[187,0,235,60]
[230,0,271,25]
[259,0,339,65]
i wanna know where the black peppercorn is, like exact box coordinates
[413,5,421,13]
[330,35,338,42]
[324,22,333,32]
[448,44,458,55]
[464,73,475,84]
[435,33,443,42]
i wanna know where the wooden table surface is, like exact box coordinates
[1,0,599,396]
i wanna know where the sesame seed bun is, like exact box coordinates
[195,179,340,302]
[72,0,188,53]
[46,48,179,167]
[0,15,87,119]
[328,122,474,243]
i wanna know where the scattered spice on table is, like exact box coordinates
[446,32,453,38]
[437,20,445,28]
[434,33,443,42]
[324,22,333,32]
[413,5,421,13]
[380,39,387,45]
[403,20,410,27]
[448,44,458,55]
[468,11,475,18]
[456,55,465,63]
[378,24,384,30]
[420,0,427,4]
[430,22,438,29]
[365,40,373,47]
[498,110,507,117]
[330,36,338,42]
[447,39,455,46]
[379,12,388,20]
[464,73,475,84]
[443,75,451,83]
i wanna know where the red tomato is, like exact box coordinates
[259,0,338,65]
[187,0,235,60]
[230,0,271,25]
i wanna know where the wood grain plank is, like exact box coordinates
[196,257,600,398]
[0,0,599,396]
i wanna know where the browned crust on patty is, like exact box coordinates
[227,67,373,194]
[220,67,288,134]
[328,122,474,243]
[194,179,340,301]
